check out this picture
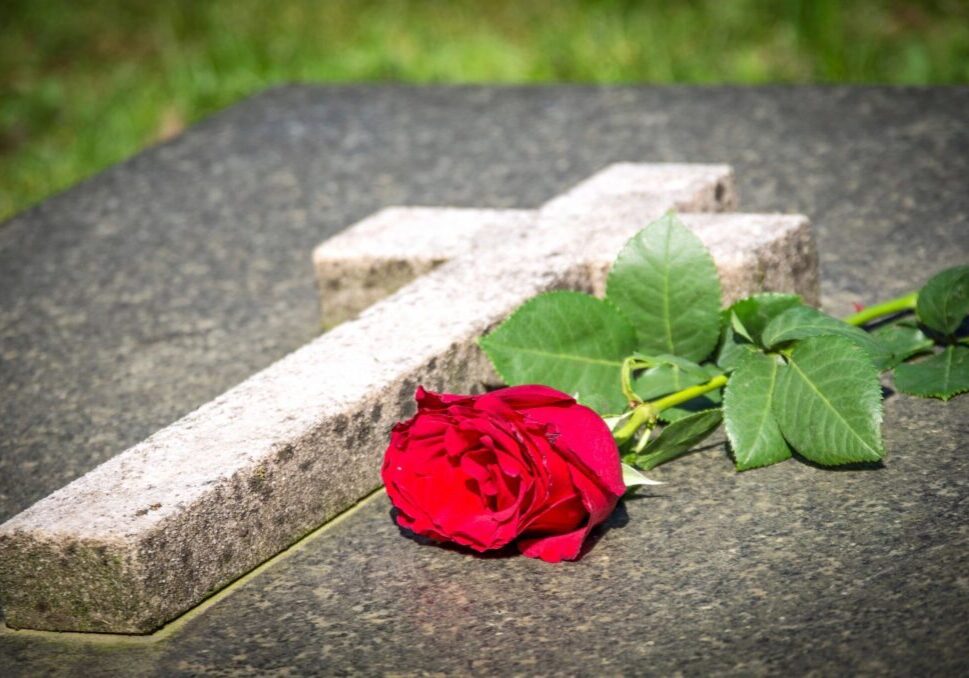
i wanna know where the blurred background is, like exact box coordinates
[1,0,967,221]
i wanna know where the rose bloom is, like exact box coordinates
[381,385,625,562]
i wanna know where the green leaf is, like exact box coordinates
[701,362,725,379]
[660,394,722,423]
[722,351,791,471]
[894,346,969,401]
[762,305,893,370]
[606,212,722,361]
[772,336,884,465]
[870,322,934,369]
[632,358,722,422]
[729,311,753,341]
[726,293,803,346]
[479,291,637,413]
[632,355,708,400]
[716,321,760,372]
[916,265,969,335]
[631,353,711,382]
[621,463,663,488]
[634,409,723,470]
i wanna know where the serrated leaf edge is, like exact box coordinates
[605,212,722,360]
[779,337,885,464]
[477,290,636,410]
[894,346,969,401]
[723,353,790,471]
[642,408,723,454]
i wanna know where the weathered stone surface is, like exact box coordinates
[1,86,967,675]
[315,207,818,325]
[7,87,963,531]
[312,207,533,327]
[312,161,742,325]
[640,212,818,305]
[1,163,760,633]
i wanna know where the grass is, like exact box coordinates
[2,0,968,221]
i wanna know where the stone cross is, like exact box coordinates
[0,163,818,633]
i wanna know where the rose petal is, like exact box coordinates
[517,527,588,563]
[415,386,474,410]
[520,400,625,498]
[518,441,584,532]
[518,458,619,562]
[384,385,623,562]
[482,384,575,409]
[444,426,479,458]
[522,492,585,534]
[574,455,618,520]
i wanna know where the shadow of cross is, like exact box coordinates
[0,163,818,634]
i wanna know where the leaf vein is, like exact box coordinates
[787,356,877,456]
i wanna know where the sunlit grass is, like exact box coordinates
[1,0,967,220]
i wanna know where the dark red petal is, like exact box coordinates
[415,386,476,411]
[517,458,620,562]
[384,476,442,540]
[444,426,479,458]
[522,492,585,534]
[518,442,583,530]
[482,384,576,409]
[517,527,588,563]
[407,414,450,441]
[522,401,625,498]
[569,461,619,529]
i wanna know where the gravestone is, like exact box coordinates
[1,86,967,675]
[0,161,818,633]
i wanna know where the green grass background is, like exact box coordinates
[2,0,968,221]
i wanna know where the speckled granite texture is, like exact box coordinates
[2,395,968,675]
[1,86,968,674]
[312,206,817,327]
[2,163,746,634]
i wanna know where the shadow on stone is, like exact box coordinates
[722,440,886,473]
[390,507,519,559]
[575,500,630,559]
[790,451,885,472]
[390,500,630,561]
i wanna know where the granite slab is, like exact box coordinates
[2,85,969,674]
[5,163,772,633]
[2,86,966,523]
[2,393,967,675]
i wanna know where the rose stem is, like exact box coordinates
[613,373,727,446]
[842,290,918,327]
[620,356,645,405]
[649,373,728,412]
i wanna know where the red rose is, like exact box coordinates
[381,385,625,563]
